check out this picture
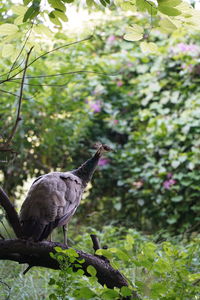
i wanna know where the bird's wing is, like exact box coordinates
[55,174,83,227]
[20,172,83,241]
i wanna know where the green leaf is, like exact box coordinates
[171,196,183,202]
[87,265,97,277]
[12,5,27,15]
[34,24,52,37]
[158,0,182,7]
[54,10,68,22]
[49,0,66,12]
[121,286,132,297]
[48,278,56,285]
[86,0,94,6]
[140,41,158,53]
[23,5,40,22]
[101,288,119,299]
[49,12,62,26]
[158,5,181,16]
[23,0,32,4]
[64,248,79,257]
[2,44,15,58]
[78,287,95,299]
[95,249,113,259]
[124,25,144,41]
[100,0,107,7]
[54,246,63,252]
[136,0,147,12]
[159,17,177,32]
[0,24,18,36]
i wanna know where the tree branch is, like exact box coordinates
[0,187,23,238]
[4,47,33,147]
[0,36,93,85]
[0,239,139,297]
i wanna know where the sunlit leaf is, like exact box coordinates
[87,265,97,276]
[54,10,68,22]
[12,5,27,15]
[159,17,177,32]
[0,24,18,36]
[158,5,181,16]
[49,0,66,12]
[124,25,144,41]
[140,41,158,53]
[2,44,15,58]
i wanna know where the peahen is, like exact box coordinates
[19,143,112,244]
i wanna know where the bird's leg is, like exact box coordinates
[48,233,52,242]
[63,224,68,245]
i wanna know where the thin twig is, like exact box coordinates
[0,89,29,100]
[0,36,93,85]
[0,279,11,300]
[0,58,25,79]
[0,220,11,239]
[9,70,116,81]
[7,23,34,79]
[23,265,33,275]
[5,47,34,147]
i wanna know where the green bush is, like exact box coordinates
[49,227,200,300]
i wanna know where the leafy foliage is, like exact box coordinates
[1,11,200,233]
[1,0,200,52]
[49,227,200,299]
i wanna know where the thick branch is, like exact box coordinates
[0,187,23,238]
[0,239,139,298]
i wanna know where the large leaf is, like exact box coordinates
[124,25,144,41]
[2,44,15,57]
[159,17,177,32]
[158,0,182,7]
[0,24,18,36]
[158,5,181,16]
[23,5,40,22]
[48,0,66,12]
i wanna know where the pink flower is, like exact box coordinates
[117,80,123,87]
[163,179,176,190]
[167,173,173,179]
[113,119,118,125]
[171,43,200,56]
[98,158,110,166]
[89,100,101,113]
[107,35,116,44]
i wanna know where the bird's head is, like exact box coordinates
[93,142,114,156]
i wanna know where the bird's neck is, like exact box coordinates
[71,151,101,186]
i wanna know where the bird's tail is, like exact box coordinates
[21,218,58,241]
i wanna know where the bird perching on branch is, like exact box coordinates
[19,143,112,244]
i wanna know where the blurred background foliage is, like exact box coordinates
[1,3,200,236]
[0,1,200,299]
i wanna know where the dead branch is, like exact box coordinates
[4,47,33,148]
